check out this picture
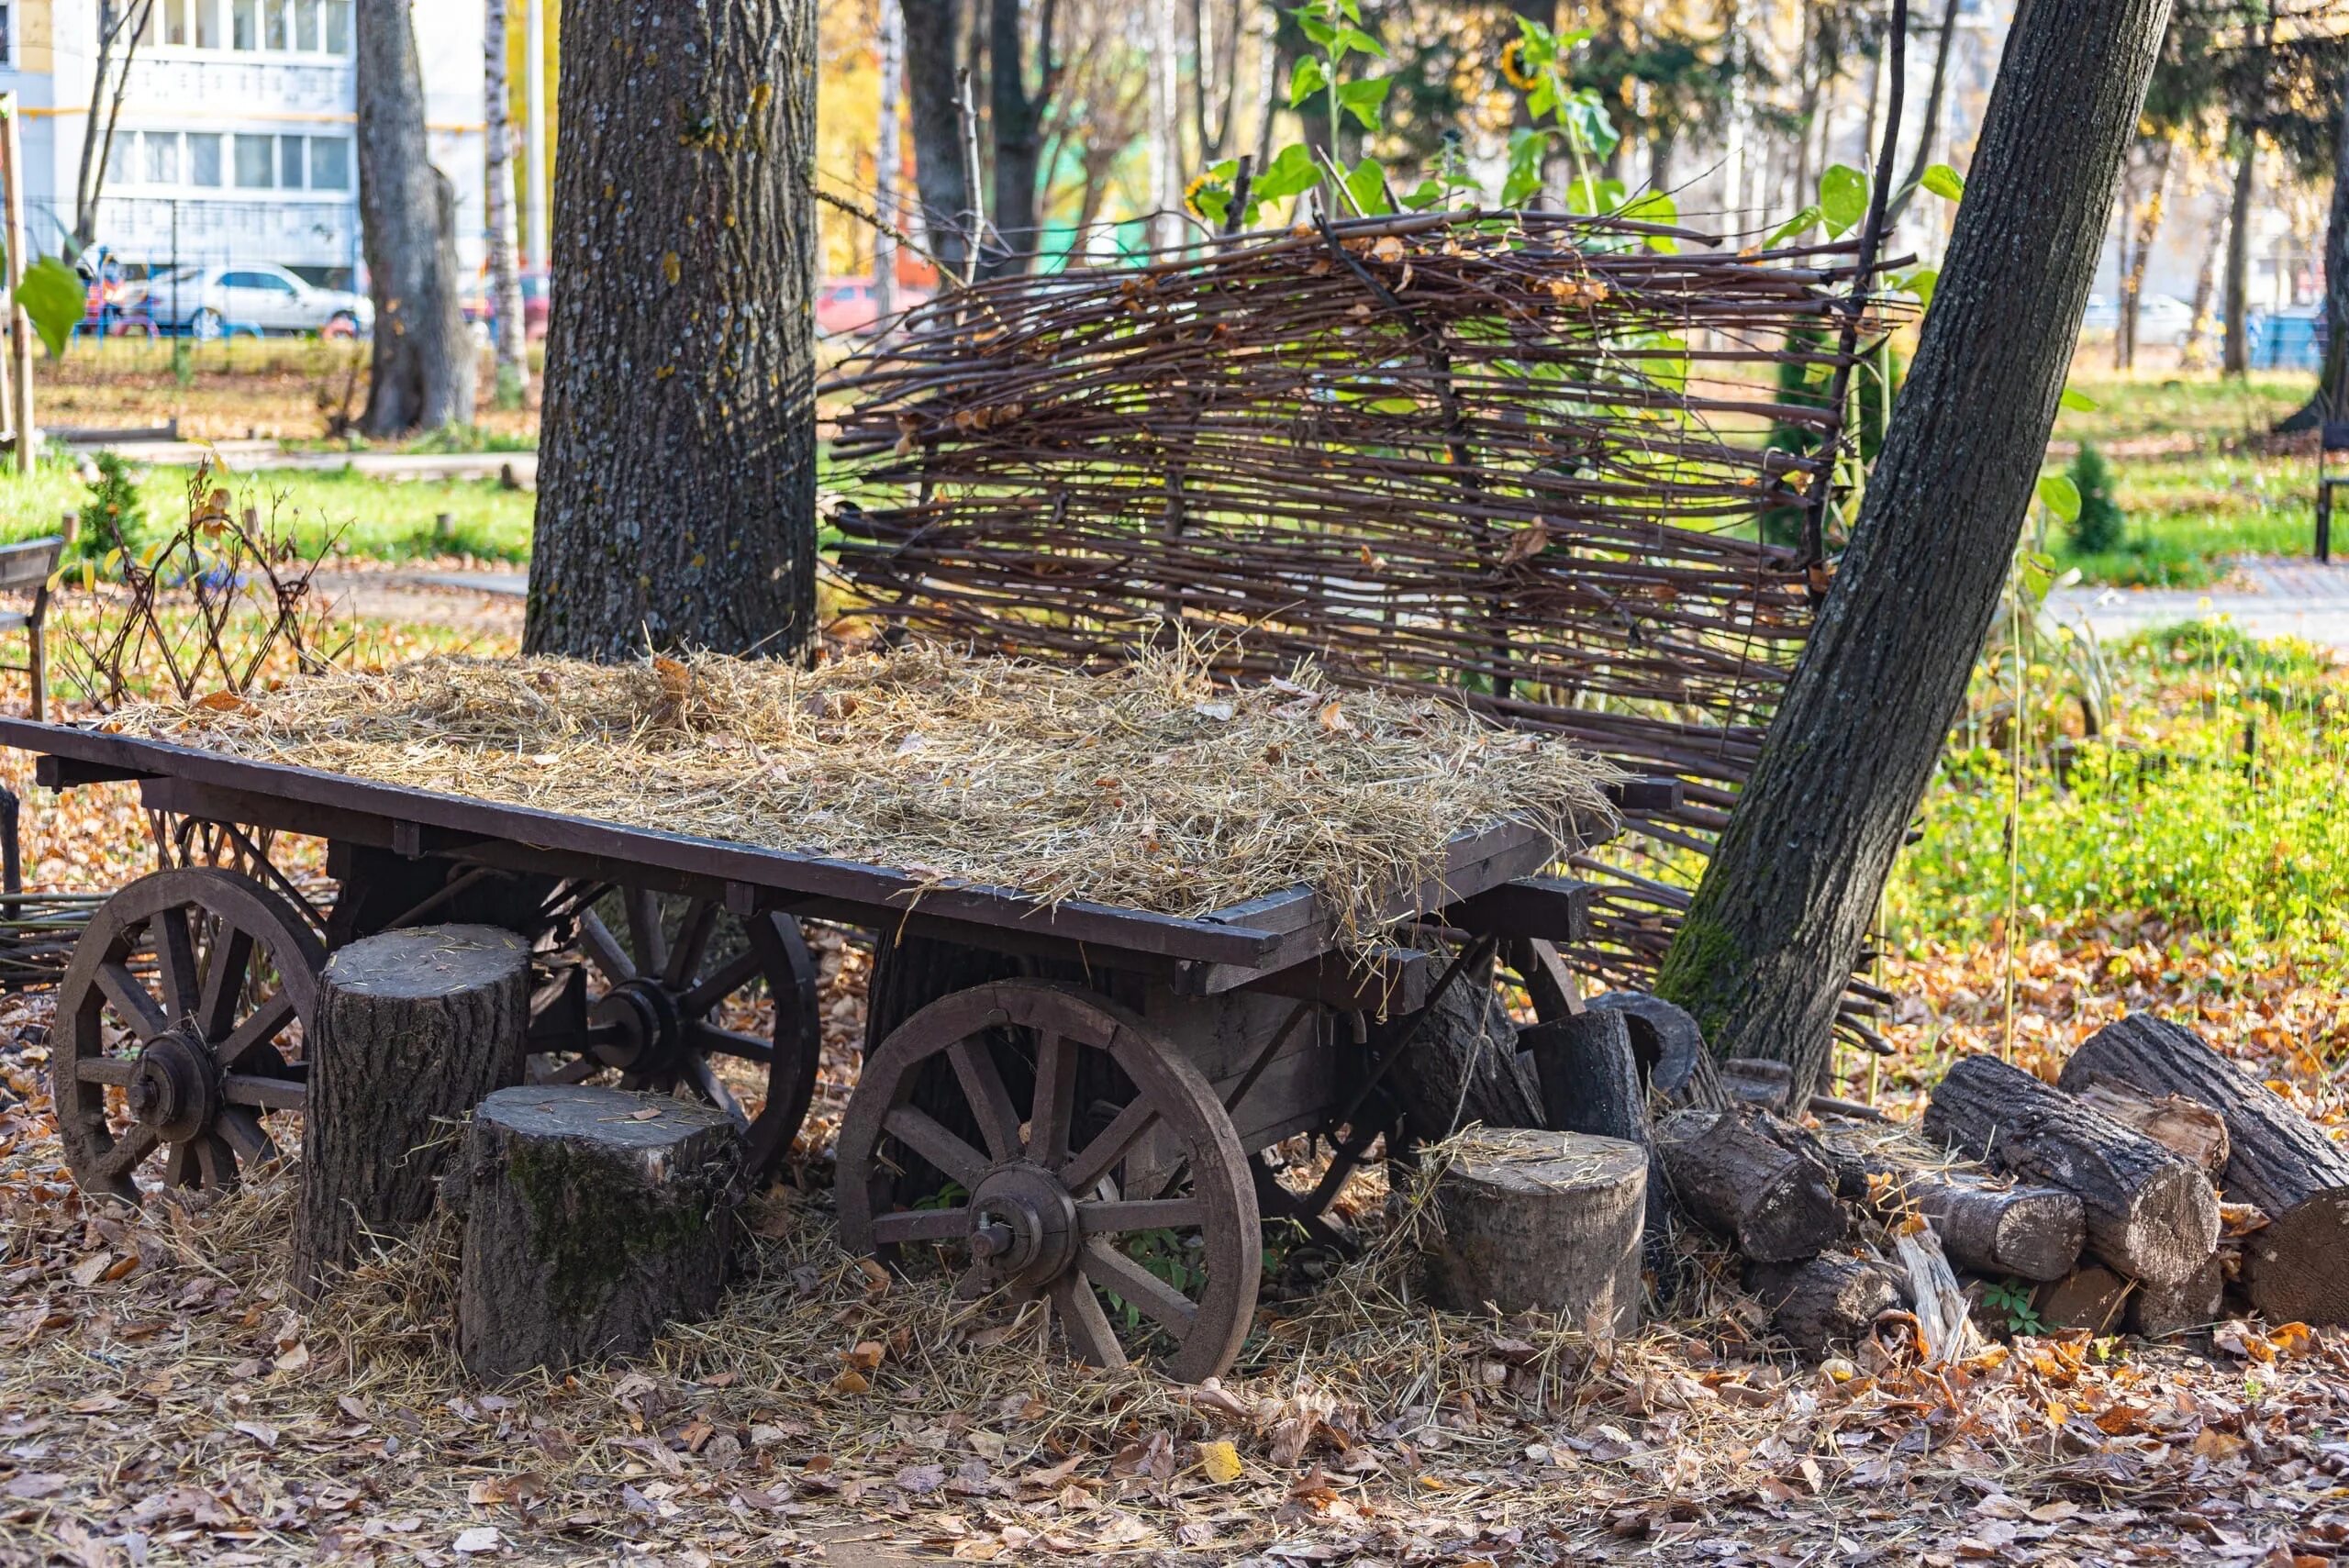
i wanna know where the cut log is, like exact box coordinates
[2067,1073,2229,1175]
[1387,945,1543,1142]
[2128,1253,2224,1340]
[1820,1140,2086,1283]
[2060,1015,2349,1325]
[1520,1009,1670,1277]
[1749,1253,1900,1357]
[1653,1107,1844,1263]
[295,925,530,1296]
[1425,1128,1645,1333]
[1584,990,1716,1104]
[1921,1055,2218,1287]
[1720,1056,1796,1113]
[2036,1265,2131,1334]
[452,1084,742,1380]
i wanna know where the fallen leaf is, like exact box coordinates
[453,1525,501,1553]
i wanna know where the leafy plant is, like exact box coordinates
[79,450,146,563]
[1981,1276,2044,1336]
[2065,441,2127,555]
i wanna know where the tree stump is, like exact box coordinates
[1748,1253,1900,1357]
[453,1085,742,1380]
[1425,1127,1645,1335]
[1719,1057,1797,1113]
[1921,1055,2218,1287]
[1653,1107,1844,1263]
[2061,1015,2349,1324]
[295,924,530,1296]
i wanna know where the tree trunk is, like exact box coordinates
[2118,139,2173,372]
[72,2,158,254]
[1654,1107,1845,1262]
[451,1084,742,1379]
[902,0,972,279]
[1651,0,2176,1097]
[357,0,476,436]
[484,0,528,406]
[1425,1127,1646,1335]
[875,0,904,320]
[2060,1015,2349,1324]
[1748,1253,1899,1358]
[983,0,1057,277]
[522,0,818,661]
[2181,209,2225,370]
[2277,64,2349,431]
[1921,1055,2217,1287]
[1148,0,1183,250]
[2223,139,2254,377]
[294,926,530,1297]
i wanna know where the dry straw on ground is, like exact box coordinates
[104,641,1620,940]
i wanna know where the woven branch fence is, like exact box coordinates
[825,208,1898,1008]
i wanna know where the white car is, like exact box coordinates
[136,262,373,339]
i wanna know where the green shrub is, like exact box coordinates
[2066,441,2126,554]
[78,451,145,562]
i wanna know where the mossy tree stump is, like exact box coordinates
[295,924,530,1297]
[452,1085,742,1380]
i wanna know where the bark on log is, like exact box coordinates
[1583,991,1713,1103]
[1387,946,1542,1142]
[2066,1073,2229,1175]
[295,926,529,1297]
[1654,1107,1844,1263]
[1426,1128,1645,1335]
[1650,0,2178,1098]
[1922,1055,2218,1287]
[2060,1015,2349,1324]
[1819,1140,2086,1282]
[1520,1009,1671,1275]
[2036,1265,2131,1334]
[1749,1253,1900,1358]
[2128,1253,2224,1340]
[1720,1057,1796,1113]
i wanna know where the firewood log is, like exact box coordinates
[2061,1015,2349,1325]
[1922,1055,2218,1288]
[2066,1073,2230,1175]
[1748,1253,1900,1357]
[1654,1107,1844,1263]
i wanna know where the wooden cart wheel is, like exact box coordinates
[526,887,819,1182]
[837,980,1261,1384]
[52,868,325,1203]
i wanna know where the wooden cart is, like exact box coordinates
[2,714,1658,1381]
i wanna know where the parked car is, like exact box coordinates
[133,262,373,339]
[462,268,552,343]
[814,276,932,337]
[2079,291,2198,345]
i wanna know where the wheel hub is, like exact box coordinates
[588,977,683,1073]
[124,1029,217,1143]
[965,1164,1080,1287]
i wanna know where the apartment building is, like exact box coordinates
[0,0,484,287]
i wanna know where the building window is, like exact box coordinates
[234,132,274,187]
[188,132,222,186]
[324,0,348,51]
[277,134,305,189]
[266,0,289,49]
[159,0,187,44]
[294,0,317,50]
[197,0,221,47]
[308,137,350,191]
[0,7,12,63]
[232,0,255,48]
[107,132,135,186]
[145,130,181,184]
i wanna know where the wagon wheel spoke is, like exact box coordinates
[677,949,763,1019]
[75,1055,139,1086]
[543,1054,604,1086]
[219,1073,306,1111]
[623,888,667,977]
[95,962,169,1042]
[162,1140,198,1188]
[576,911,634,986]
[682,1052,750,1131]
[664,899,720,990]
[948,1040,1023,1163]
[195,927,254,1043]
[150,908,200,1022]
[217,1107,276,1166]
[1028,1033,1077,1170]
[882,1105,990,1190]
[871,1206,974,1247]
[194,1135,234,1189]
[684,1020,775,1062]
[216,993,297,1071]
[1063,1099,1160,1195]
[1079,1239,1199,1338]
[1050,1274,1130,1370]
[1077,1197,1204,1234]
[94,1126,160,1182]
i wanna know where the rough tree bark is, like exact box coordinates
[983,0,1060,277]
[1426,1128,1646,1334]
[2222,139,2254,377]
[484,0,528,406]
[902,0,972,279]
[356,0,475,436]
[1654,1107,1845,1263]
[1652,0,2176,1097]
[2277,63,2349,431]
[523,0,818,661]
[294,926,529,1297]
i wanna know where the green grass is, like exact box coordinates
[0,457,534,563]
[1890,620,2349,979]
[2038,372,2325,587]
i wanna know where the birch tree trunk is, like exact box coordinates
[1149,0,1183,252]
[357,0,475,436]
[484,0,528,406]
[874,0,903,321]
[522,0,818,661]
[1653,0,2177,1098]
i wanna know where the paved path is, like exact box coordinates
[73,437,536,485]
[2045,557,2349,651]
